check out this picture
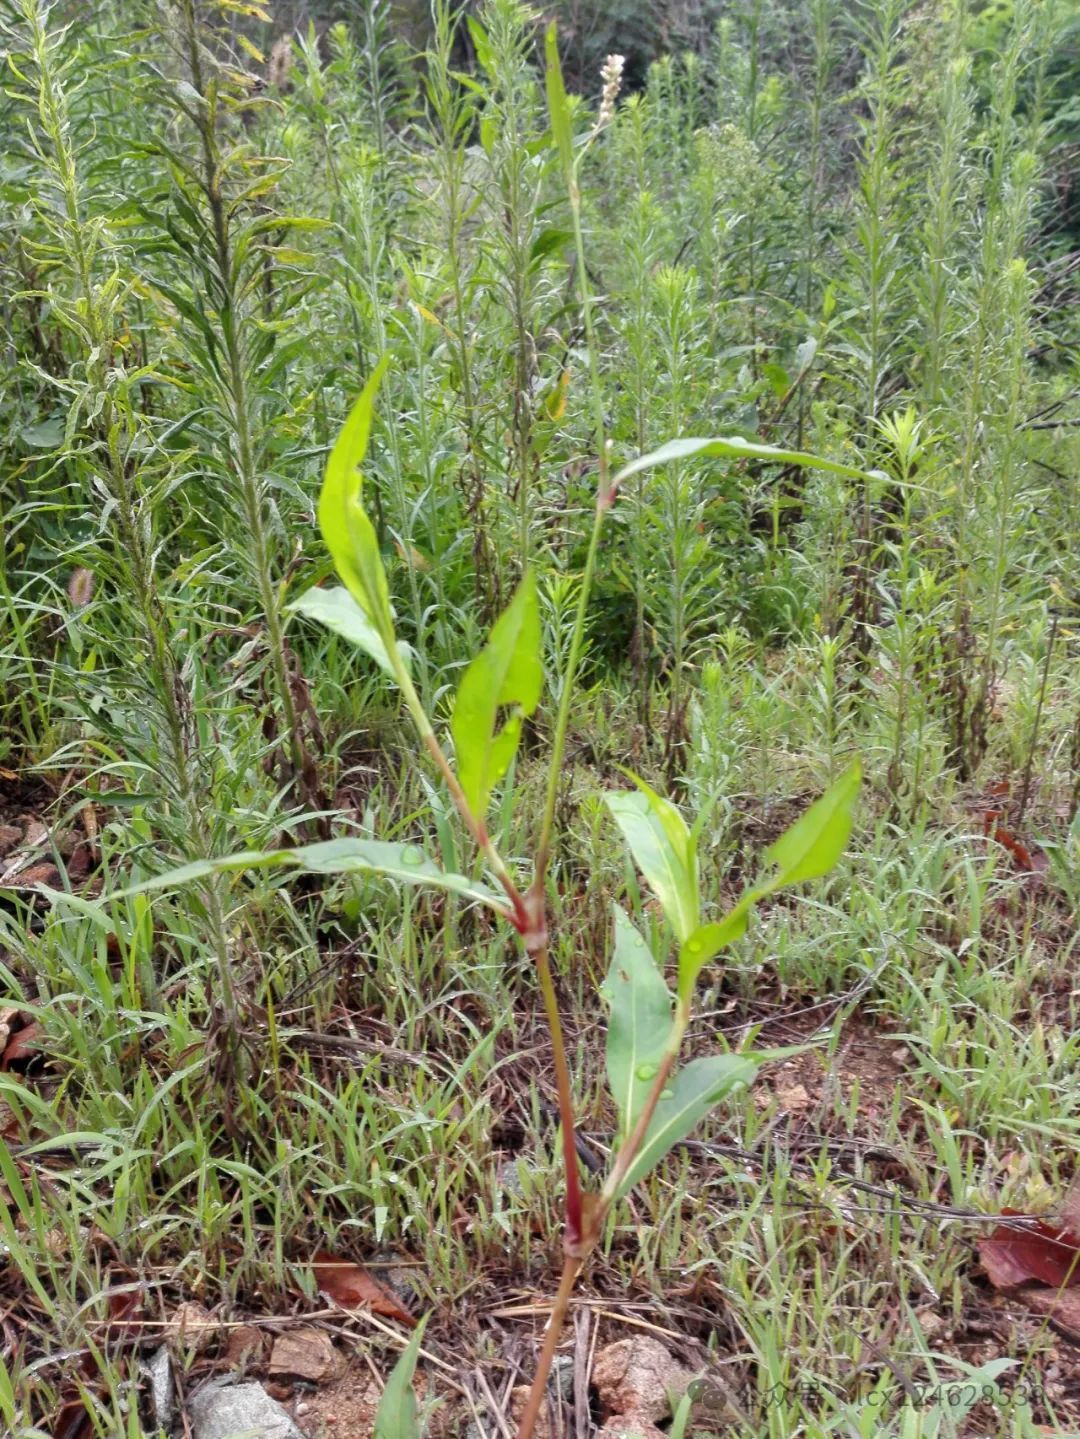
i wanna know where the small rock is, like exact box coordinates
[596,1419,667,1439]
[915,1309,947,1339]
[170,1300,217,1354]
[269,1328,341,1383]
[3,859,62,889]
[552,1353,574,1399]
[774,1082,812,1113]
[508,1386,555,1439]
[142,1346,174,1429]
[496,1157,527,1197]
[593,1337,694,1423]
[188,1380,303,1439]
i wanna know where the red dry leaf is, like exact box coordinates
[52,1397,94,1439]
[1020,1285,1080,1339]
[105,1278,145,1327]
[1,1018,43,1070]
[311,1250,416,1327]
[982,815,1036,872]
[978,1210,1080,1290]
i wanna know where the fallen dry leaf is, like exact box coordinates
[1018,1286,1080,1339]
[978,1211,1080,1290]
[1,1018,43,1070]
[52,1397,93,1439]
[311,1250,416,1326]
[105,1273,146,1331]
[982,814,1049,876]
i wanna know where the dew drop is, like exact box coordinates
[659,1087,674,1101]
[636,1063,659,1081]
[401,845,425,867]
[685,938,703,955]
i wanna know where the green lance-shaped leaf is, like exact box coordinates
[762,759,861,889]
[544,23,574,178]
[318,355,395,644]
[451,572,542,817]
[374,1315,429,1439]
[605,775,699,942]
[612,437,888,491]
[676,760,862,1000]
[96,838,511,917]
[616,1053,759,1197]
[677,897,755,1004]
[289,585,405,679]
[602,908,675,1141]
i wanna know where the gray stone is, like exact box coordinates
[188,1380,303,1439]
[142,1346,174,1430]
[495,1157,527,1197]
[552,1353,574,1399]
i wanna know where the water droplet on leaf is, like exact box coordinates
[636,1063,659,1081]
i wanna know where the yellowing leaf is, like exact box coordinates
[394,539,432,572]
[412,303,446,332]
[236,33,265,63]
[545,370,570,421]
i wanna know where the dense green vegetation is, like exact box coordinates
[0,0,1077,1435]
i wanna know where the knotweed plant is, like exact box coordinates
[98,30,886,1437]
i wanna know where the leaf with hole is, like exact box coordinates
[451,572,542,817]
[603,908,674,1141]
[605,776,698,942]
